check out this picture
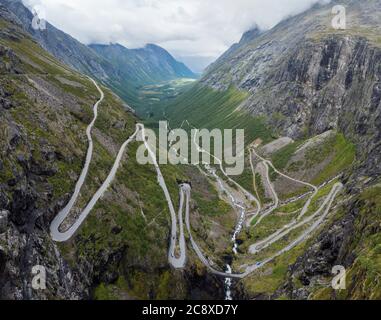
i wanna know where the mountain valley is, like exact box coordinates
[0,0,380,301]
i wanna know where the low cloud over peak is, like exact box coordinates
[23,0,330,71]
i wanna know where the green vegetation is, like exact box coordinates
[0,29,101,202]
[89,43,196,113]
[255,173,269,204]
[277,197,307,214]
[0,18,195,300]
[271,141,304,172]
[310,25,381,49]
[266,132,356,201]
[303,180,338,217]
[306,133,356,185]
[239,179,346,297]
[233,166,255,195]
[249,211,299,242]
[94,283,119,300]
[192,188,231,217]
[165,84,274,145]
[0,11,369,302]
[137,78,196,119]
[230,150,256,195]
[311,185,381,300]
[94,277,132,300]
[266,132,355,187]
[75,141,185,258]
[241,241,307,296]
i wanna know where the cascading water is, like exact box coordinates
[232,207,245,254]
[204,165,246,300]
[224,265,233,300]
[225,206,246,300]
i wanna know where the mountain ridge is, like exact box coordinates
[1,0,381,301]
[0,0,196,109]
[164,0,381,299]
[0,4,230,300]
[89,42,196,85]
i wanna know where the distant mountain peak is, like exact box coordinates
[1,0,195,110]
[144,43,161,49]
[239,26,262,44]
[90,42,196,86]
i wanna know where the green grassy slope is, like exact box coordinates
[165,84,274,145]
[311,185,381,300]
[0,15,230,300]
[90,44,196,86]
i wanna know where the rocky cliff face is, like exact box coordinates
[2,0,380,301]
[0,0,116,81]
[172,0,381,299]
[202,0,381,146]
[198,0,381,182]
[0,8,98,297]
[275,183,381,300]
[0,0,196,109]
[0,5,231,299]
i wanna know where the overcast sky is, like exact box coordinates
[23,0,330,72]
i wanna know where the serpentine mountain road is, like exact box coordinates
[50,78,343,280]
[50,78,140,242]
[138,123,187,269]
[174,125,343,278]
[181,180,342,278]
[50,78,186,268]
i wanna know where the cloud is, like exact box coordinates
[23,0,330,67]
